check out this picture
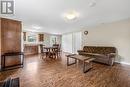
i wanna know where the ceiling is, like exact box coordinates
[1,0,130,34]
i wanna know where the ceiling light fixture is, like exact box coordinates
[89,0,96,7]
[32,25,42,29]
[64,11,79,20]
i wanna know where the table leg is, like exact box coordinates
[3,56,5,70]
[83,61,92,73]
[67,57,69,66]
[67,57,77,66]
[83,61,86,73]
[21,54,24,68]
[1,56,5,71]
[1,56,4,71]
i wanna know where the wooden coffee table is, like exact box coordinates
[66,54,95,73]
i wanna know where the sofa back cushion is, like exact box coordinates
[83,46,116,55]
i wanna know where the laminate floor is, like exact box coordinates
[0,54,130,87]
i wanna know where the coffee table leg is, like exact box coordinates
[67,57,77,66]
[75,58,77,64]
[83,61,92,73]
[67,57,69,66]
[83,61,86,73]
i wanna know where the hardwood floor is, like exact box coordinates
[0,53,130,87]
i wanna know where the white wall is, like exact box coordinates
[82,18,130,64]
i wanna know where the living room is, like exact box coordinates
[0,0,130,87]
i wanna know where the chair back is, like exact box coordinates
[52,47,58,53]
[40,44,44,53]
[83,46,116,55]
[53,44,61,52]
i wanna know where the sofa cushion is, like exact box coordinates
[83,46,116,55]
[79,52,107,58]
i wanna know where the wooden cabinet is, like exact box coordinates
[0,19,1,59]
[0,18,22,68]
[24,44,39,56]
[38,34,44,42]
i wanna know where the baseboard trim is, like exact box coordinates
[120,62,130,65]
[115,61,130,65]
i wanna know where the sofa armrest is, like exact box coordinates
[77,50,85,53]
[107,53,116,66]
[107,53,116,58]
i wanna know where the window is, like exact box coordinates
[28,35,37,42]
[50,36,57,46]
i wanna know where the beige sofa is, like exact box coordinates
[78,46,116,66]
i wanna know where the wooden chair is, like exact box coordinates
[50,48,58,59]
[40,44,49,59]
[53,44,61,56]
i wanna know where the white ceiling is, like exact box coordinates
[1,0,130,34]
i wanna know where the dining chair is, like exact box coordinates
[53,44,61,56]
[40,44,49,59]
[50,47,58,59]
